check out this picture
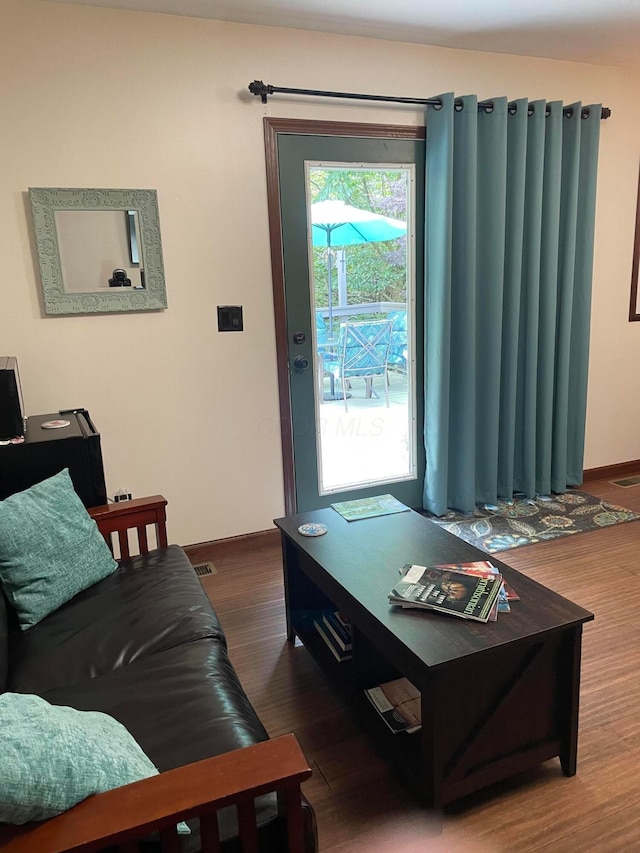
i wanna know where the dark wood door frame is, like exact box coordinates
[263,117,425,515]
[629,160,640,321]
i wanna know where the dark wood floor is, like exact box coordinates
[185,478,640,852]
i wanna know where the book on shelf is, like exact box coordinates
[313,618,353,662]
[389,564,504,623]
[322,610,353,652]
[364,677,421,734]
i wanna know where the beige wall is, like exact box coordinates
[2,0,640,545]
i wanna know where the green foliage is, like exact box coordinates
[309,169,406,219]
[309,168,409,308]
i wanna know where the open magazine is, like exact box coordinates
[364,677,421,734]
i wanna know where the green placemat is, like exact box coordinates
[331,494,410,522]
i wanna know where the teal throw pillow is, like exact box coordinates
[0,469,118,630]
[0,692,160,824]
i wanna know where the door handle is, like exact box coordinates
[293,355,310,371]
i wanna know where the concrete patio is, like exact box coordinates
[316,370,414,493]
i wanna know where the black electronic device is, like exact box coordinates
[0,357,25,440]
[0,408,107,507]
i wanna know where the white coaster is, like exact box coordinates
[298,523,328,537]
[41,419,71,429]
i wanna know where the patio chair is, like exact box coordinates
[387,309,408,378]
[315,312,329,347]
[325,320,393,412]
[315,312,339,399]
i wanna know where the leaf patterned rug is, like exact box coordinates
[428,490,640,553]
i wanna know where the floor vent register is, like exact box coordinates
[611,475,640,488]
[192,562,217,577]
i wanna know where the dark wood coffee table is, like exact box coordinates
[274,507,594,809]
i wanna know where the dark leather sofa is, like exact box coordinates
[0,497,317,853]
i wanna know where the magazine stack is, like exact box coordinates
[314,610,353,662]
[389,562,518,623]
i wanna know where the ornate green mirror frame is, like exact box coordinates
[29,187,167,315]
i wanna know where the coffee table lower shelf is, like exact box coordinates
[290,611,427,788]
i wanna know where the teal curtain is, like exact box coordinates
[423,94,602,515]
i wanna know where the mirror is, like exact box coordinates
[29,188,167,314]
[629,163,640,321]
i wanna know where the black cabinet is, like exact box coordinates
[0,409,107,508]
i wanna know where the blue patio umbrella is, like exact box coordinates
[310,200,407,336]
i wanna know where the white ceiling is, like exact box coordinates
[43,0,640,68]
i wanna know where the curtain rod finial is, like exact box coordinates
[248,80,273,104]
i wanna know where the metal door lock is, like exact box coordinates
[293,355,310,371]
[293,332,306,344]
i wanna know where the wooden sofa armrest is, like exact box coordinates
[89,495,168,559]
[0,733,312,853]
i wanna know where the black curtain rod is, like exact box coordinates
[248,81,611,120]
